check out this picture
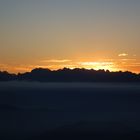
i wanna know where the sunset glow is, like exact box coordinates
[0,1,140,74]
[1,58,139,74]
[78,62,118,72]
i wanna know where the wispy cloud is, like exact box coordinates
[123,62,140,67]
[118,53,128,57]
[41,59,72,63]
[120,59,136,61]
[78,62,114,66]
[0,63,9,70]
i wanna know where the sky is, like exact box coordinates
[0,0,140,73]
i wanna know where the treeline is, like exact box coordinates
[0,68,140,82]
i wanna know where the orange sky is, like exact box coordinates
[0,1,140,74]
[1,56,139,74]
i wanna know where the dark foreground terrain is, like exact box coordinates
[0,82,140,140]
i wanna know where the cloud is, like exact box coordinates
[41,59,72,63]
[118,53,128,57]
[78,62,114,66]
[123,62,140,67]
[120,59,136,61]
[0,63,9,70]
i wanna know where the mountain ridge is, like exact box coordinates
[0,68,140,82]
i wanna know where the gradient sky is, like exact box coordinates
[0,0,140,73]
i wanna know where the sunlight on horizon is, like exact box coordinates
[0,55,140,74]
[1,60,139,74]
[0,1,140,74]
[78,62,119,72]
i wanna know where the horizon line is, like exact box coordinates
[0,67,139,75]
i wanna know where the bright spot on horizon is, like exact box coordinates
[78,61,118,72]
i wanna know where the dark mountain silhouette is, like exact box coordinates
[0,71,16,81]
[0,68,140,82]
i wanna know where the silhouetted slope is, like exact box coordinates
[0,71,16,81]
[0,68,140,82]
